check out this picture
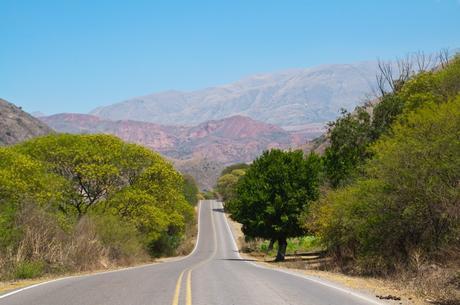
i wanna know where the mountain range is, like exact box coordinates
[2,60,381,188]
[90,61,378,128]
[40,113,323,188]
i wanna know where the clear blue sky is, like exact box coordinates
[1,0,459,114]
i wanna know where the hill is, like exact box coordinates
[90,61,378,127]
[40,114,316,188]
[0,98,53,145]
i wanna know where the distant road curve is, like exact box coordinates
[0,200,383,305]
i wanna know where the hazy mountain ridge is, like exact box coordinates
[0,98,53,146]
[41,114,321,188]
[90,61,379,127]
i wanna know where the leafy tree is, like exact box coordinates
[216,168,246,202]
[323,107,372,188]
[228,150,321,261]
[16,134,126,215]
[182,174,199,205]
[309,96,460,273]
[370,94,404,139]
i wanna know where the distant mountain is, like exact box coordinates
[0,98,53,146]
[41,113,321,188]
[90,61,379,127]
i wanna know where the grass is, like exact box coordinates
[258,236,323,256]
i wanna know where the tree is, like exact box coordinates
[323,107,372,188]
[370,93,404,140]
[308,90,460,274]
[182,174,199,205]
[227,150,321,261]
[216,168,246,202]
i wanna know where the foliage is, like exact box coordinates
[13,261,45,279]
[202,190,218,200]
[309,95,460,274]
[0,134,194,279]
[370,94,404,139]
[220,163,249,176]
[259,236,322,255]
[216,168,246,202]
[182,174,199,205]
[227,149,321,261]
[323,107,372,187]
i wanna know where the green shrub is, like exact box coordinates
[13,261,45,279]
[309,97,460,274]
[93,214,145,261]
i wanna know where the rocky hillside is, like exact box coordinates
[41,114,318,188]
[90,61,378,127]
[0,98,53,145]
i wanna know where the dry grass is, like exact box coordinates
[175,206,199,256]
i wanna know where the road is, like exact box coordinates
[0,200,382,305]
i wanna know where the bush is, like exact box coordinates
[309,97,460,274]
[13,261,45,279]
[92,214,146,262]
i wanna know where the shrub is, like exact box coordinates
[13,261,45,279]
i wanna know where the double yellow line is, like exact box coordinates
[171,269,192,305]
[171,202,218,305]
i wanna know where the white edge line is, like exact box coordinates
[217,201,385,305]
[0,201,203,300]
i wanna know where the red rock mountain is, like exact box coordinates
[41,114,322,188]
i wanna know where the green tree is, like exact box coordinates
[216,168,246,202]
[228,150,321,261]
[309,96,460,272]
[323,107,372,188]
[15,133,194,256]
[182,174,199,205]
[370,94,404,139]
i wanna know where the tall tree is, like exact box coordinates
[227,150,321,261]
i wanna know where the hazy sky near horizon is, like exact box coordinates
[1,0,459,114]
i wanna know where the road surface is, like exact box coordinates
[0,200,382,305]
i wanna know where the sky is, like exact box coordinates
[1,0,459,114]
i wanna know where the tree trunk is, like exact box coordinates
[267,238,275,251]
[275,237,287,261]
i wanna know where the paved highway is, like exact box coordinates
[0,200,383,305]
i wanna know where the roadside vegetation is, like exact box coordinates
[0,134,196,281]
[222,51,460,304]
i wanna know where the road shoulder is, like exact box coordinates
[224,211,428,305]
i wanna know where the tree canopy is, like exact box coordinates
[308,53,460,274]
[0,134,195,279]
[227,150,321,261]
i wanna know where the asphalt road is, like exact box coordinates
[0,200,383,305]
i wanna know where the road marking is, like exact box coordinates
[186,270,192,305]
[171,270,185,305]
[172,200,219,305]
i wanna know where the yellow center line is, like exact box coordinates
[186,270,192,305]
[171,201,219,305]
[171,270,185,305]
